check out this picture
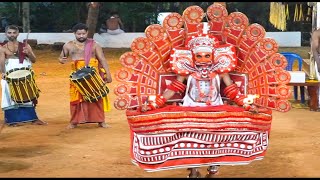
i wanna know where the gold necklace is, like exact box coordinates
[6,43,18,55]
[73,41,84,50]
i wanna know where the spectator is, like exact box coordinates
[105,12,124,35]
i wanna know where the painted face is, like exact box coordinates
[74,29,88,43]
[6,29,19,42]
[194,51,213,65]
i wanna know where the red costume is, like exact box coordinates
[114,4,291,177]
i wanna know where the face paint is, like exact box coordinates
[194,52,213,65]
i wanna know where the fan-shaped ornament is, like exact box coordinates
[113,3,292,176]
[182,5,205,24]
[145,24,166,42]
[131,37,152,54]
[163,13,184,30]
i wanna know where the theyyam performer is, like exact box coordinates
[113,3,291,178]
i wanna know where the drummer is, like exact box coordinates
[0,25,47,126]
[58,23,112,129]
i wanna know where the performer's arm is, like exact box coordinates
[221,73,254,111]
[0,48,6,79]
[311,30,320,72]
[95,43,112,83]
[163,75,187,100]
[23,44,36,63]
[141,75,187,112]
[58,43,69,64]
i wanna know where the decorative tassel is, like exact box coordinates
[306,6,311,21]
[294,4,298,22]
[269,2,287,31]
[299,3,304,21]
[286,3,289,20]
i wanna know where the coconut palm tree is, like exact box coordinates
[22,2,30,32]
[86,2,100,38]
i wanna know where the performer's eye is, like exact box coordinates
[205,54,211,58]
[196,55,202,59]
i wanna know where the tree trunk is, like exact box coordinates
[86,2,100,38]
[22,2,30,32]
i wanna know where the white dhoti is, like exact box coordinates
[1,57,33,110]
[107,29,124,35]
[0,57,38,124]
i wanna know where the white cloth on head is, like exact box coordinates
[1,57,33,109]
[192,46,213,53]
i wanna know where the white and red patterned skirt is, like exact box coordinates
[126,105,272,172]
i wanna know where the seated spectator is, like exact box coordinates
[106,12,124,35]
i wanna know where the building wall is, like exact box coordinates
[0,32,302,48]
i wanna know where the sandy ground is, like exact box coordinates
[0,48,319,178]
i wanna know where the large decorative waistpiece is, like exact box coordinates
[127,105,272,133]
[127,105,272,172]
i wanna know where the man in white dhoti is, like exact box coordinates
[106,12,124,35]
[0,25,46,126]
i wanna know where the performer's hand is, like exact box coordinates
[243,104,270,114]
[140,95,166,112]
[242,94,260,113]
[22,45,31,55]
[140,103,151,112]
[59,57,68,64]
[243,104,258,113]
[105,77,112,83]
[1,73,5,80]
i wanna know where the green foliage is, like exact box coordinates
[0,2,22,27]
[0,2,313,33]
[227,2,270,28]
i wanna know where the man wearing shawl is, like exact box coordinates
[58,23,112,129]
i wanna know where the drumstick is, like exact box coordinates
[25,30,31,46]
[62,48,66,58]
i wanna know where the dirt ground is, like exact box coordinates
[0,47,320,178]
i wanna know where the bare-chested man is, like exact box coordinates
[311,28,320,109]
[58,23,112,129]
[106,12,124,35]
[0,25,46,126]
[311,28,320,74]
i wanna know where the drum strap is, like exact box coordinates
[84,39,94,66]
[0,40,8,46]
[19,42,26,64]
[1,41,26,64]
